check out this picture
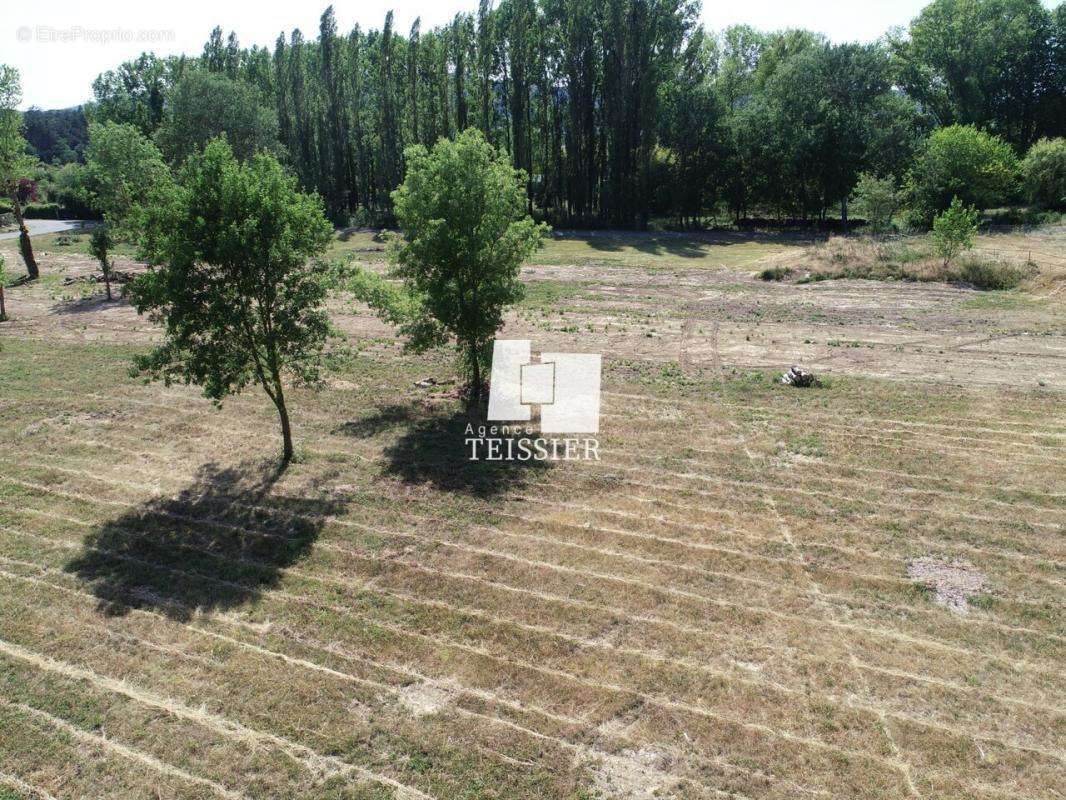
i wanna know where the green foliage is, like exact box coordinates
[890,0,1061,149]
[90,53,174,137]
[154,70,281,165]
[906,125,1019,225]
[850,173,901,232]
[128,137,333,462]
[22,107,89,165]
[721,40,922,220]
[47,162,98,218]
[931,197,979,264]
[759,266,793,281]
[0,65,36,198]
[953,256,1026,289]
[75,0,1066,227]
[1021,137,1066,210]
[357,128,547,397]
[21,202,61,218]
[85,121,172,236]
[90,225,116,299]
[0,64,40,277]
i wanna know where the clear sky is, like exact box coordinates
[0,0,1043,110]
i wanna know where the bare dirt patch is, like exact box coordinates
[396,680,458,717]
[907,557,989,614]
[588,746,680,800]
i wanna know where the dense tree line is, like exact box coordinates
[78,0,1066,227]
[21,107,89,164]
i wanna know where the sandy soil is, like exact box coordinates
[6,240,1061,391]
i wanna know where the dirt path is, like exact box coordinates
[0,219,92,241]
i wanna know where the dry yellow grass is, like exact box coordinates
[0,230,1062,799]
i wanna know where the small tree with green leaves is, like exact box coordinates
[931,197,979,267]
[128,137,333,464]
[1021,138,1066,211]
[0,65,39,279]
[85,121,172,235]
[905,125,1018,226]
[850,173,901,233]
[356,128,548,401]
[89,226,115,301]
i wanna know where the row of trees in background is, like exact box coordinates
[75,0,1066,228]
[4,57,545,462]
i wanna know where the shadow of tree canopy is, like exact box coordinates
[50,295,124,316]
[573,230,822,258]
[333,404,417,438]
[64,462,346,621]
[337,405,552,498]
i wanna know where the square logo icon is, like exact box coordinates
[520,362,555,405]
[487,340,601,433]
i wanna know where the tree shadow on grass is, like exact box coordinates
[336,404,552,498]
[64,461,347,621]
[50,295,124,315]
[334,404,417,438]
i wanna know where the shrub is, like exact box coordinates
[759,266,793,281]
[1021,138,1066,211]
[22,201,61,219]
[931,198,979,265]
[906,126,1019,226]
[952,257,1026,290]
[850,173,900,232]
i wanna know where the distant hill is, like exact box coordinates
[22,106,89,164]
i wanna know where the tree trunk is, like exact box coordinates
[11,197,38,280]
[272,376,294,464]
[0,285,6,321]
[467,338,481,405]
[103,261,113,301]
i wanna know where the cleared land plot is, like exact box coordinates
[0,229,1063,799]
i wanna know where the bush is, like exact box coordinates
[932,198,979,264]
[906,126,1019,226]
[981,206,1063,227]
[759,266,793,281]
[851,173,900,232]
[22,202,61,219]
[1021,138,1066,211]
[49,162,100,219]
[952,257,1026,290]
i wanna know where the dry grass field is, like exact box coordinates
[0,228,1063,800]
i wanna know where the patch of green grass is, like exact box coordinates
[784,433,827,458]
[26,229,136,259]
[529,232,797,271]
[325,230,390,261]
[957,291,1035,310]
[518,280,589,310]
